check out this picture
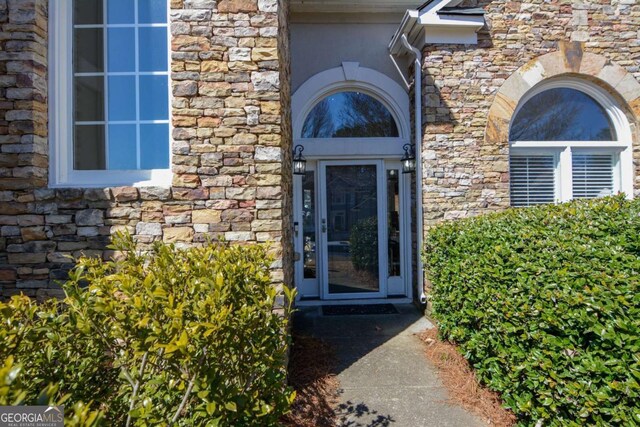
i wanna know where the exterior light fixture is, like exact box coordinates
[293,145,307,175]
[402,143,416,174]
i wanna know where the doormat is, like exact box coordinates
[322,304,398,316]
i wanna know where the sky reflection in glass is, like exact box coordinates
[302,92,399,138]
[510,88,615,141]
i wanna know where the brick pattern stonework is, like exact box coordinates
[421,0,640,227]
[0,0,293,300]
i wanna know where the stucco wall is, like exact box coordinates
[0,0,293,299]
[290,21,408,93]
[421,0,640,227]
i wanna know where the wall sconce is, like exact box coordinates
[293,145,307,175]
[402,143,416,174]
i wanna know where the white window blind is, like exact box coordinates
[571,154,614,199]
[510,155,556,207]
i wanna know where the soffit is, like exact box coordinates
[290,0,424,14]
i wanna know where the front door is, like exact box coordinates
[319,161,385,299]
[294,159,410,301]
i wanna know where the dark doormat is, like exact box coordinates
[322,304,398,316]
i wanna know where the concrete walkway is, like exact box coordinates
[294,304,486,427]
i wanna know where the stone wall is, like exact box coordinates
[0,0,293,299]
[421,0,640,226]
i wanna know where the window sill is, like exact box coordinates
[49,169,172,189]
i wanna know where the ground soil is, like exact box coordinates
[281,333,340,427]
[418,328,517,427]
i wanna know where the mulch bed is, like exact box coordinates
[281,333,340,427]
[418,328,517,427]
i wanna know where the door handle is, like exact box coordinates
[321,219,327,233]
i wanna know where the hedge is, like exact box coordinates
[0,233,295,426]
[350,217,379,273]
[424,196,640,426]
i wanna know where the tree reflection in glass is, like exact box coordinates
[302,172,316,279]
[302,92,399,138]
[326,165,379,294]
[510,88,615,142]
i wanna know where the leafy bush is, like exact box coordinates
[350,217,378,273]
[424,196,640,426]
[0,233,295,426]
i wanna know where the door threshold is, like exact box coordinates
[295,297,412,307]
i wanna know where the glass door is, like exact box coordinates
[319,161,386,299]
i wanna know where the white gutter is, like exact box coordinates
[399,34,427,305]
[389,2,484,305]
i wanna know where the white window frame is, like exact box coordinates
[509,78,634,204]
[292,63,411,158]
[49,0,172,188]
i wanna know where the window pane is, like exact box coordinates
[140,124,169,169]
[302,171,316,279]
[138,27,168,72]
[74,76,104,122]
[108,76,137,121]
[138,0,167,23]
[74,125,105,170]
[108,28,136,72]
[302,92,399,138]
[510,155,556,207]
[572,154,614,199]
[139,75,168,120]
[387,169,401,277]
[74,0,103,25]
[73,28,103,73]
[108,124,137,170]
[107,0,135,24]
[510,88,615,141]
[326,165,379,294]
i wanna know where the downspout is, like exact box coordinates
[400,34,427,305]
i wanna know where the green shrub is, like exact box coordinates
[424,196,640,426]
[350,217,378,273]
[0,234,295,426]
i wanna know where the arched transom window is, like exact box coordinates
[509,81,631,207]
[301,91,399,138]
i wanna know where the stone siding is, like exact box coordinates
[421,0,640,226]
[0,0,293,299]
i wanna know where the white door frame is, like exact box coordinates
[293,159,412,301]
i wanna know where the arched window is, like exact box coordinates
[510,88,615,142]
[509,82,629,207]
[301,91,399,138]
